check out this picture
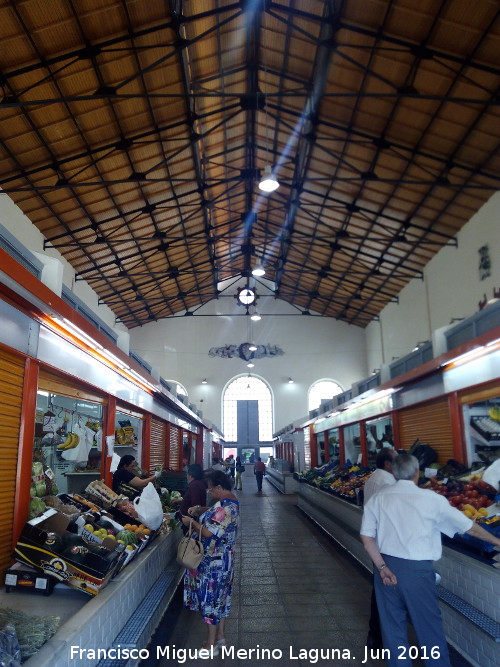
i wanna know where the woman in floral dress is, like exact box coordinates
[181,470,239,655]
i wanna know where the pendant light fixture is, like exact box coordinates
[259,165,279,192]
[252,262,266,277]
[259,60,279,193]
[251,311,261,322]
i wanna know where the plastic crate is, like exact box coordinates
[452,518,500,555]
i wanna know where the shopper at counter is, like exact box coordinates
[171,464,207,520]
[112,455,160,499]
[181,470,240,656]
[360,453,500,667]
[363,448,397,504]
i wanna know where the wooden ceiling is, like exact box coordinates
[0,0,499,328]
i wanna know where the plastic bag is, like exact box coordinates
[0,624,22,667]
[133,482,163,529]
[110,452,121,473]
[482,459,500,491]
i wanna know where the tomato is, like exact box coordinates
[462,485,471,493]
[468,490,479,498]
[485,499,494,507]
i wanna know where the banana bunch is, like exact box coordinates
[57,433,80,450]
[488,406,500,423]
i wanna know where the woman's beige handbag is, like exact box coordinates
[176,519,204,569]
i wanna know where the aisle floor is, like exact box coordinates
[145,479,470,667]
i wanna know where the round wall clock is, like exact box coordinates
[237,287,256,305]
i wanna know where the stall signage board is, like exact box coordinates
[313,395,393,433]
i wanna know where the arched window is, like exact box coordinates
[223,376,273,442]
[308,379,343,412]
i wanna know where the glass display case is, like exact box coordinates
[343,423,361,465]
[33,391,103,502]
[365,416,394,466]
[462,397,500,466]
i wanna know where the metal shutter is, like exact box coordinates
[150,417,167,470]
[398,397,454,464]
[168,424,181,470]
[0,348,24,576]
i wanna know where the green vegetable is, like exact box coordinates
[29,497,46,518]
[35,481,46,497]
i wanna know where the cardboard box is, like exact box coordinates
[4,562,56,596]
[13,509,125,596]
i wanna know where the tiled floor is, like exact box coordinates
[145,480,471,667]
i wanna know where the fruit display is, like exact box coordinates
[330,469,373,499]
[295,461,375,502]
[421,474,497,521]
[115,529,140,546]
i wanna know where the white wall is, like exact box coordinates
[0,192,118,332]
[129,290,368,433]
[366,191,500,372]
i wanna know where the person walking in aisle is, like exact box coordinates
[360,453,500,667]
[234,456,244,490]
[362,448,398,651]
[211,456,225,472]
[181,471,240,657]
[227,454,236,479]
[253,457,266,493]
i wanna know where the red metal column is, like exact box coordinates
[359,420,368,466]
[142,413,152,472]
[310,426,318,469]
[338,426,345,465]
[13,357,39,546]
[449,392,467,463]
[391,409,401,450]
[196,429,203,466]
[103,395,116,488]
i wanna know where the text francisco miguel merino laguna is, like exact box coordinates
[70,644,424,663]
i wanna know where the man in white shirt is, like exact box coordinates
[363,448,397,650]
[211,457,225,473]
[361,453,500,667]
[363,448,397,504]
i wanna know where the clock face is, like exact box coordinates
[237,287,256,305]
